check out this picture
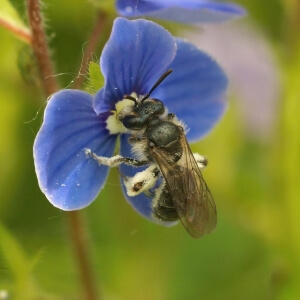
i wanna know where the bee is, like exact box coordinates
[85,69,217,238]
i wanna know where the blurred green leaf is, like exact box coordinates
[0,222,38,299]
[17,45,39,85]
[0,224,62,300]
[0,0,30,43]
[279,40,300,299]
[0,0,25,27]
[87,61,104,92]
[88,0,115,13]
[237,0,284,39]
[0,222,31,280]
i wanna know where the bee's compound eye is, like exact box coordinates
[122,115,144,130]
[140,99,164,117]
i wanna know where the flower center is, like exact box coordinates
[106,93,137,134]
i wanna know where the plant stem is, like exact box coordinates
[0,18,32,44]
[27,1,99,299]
[27,0,58,96]
[67,211,99,300]
[73,11,108,89]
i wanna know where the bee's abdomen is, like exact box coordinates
[153,188,179,222]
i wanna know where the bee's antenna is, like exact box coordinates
[141,69,173,102]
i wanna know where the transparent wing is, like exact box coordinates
[150,133,217,238]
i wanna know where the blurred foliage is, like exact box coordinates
[0,0,27,29]
[0,0,300,299]
[87,61,104,94]
[237,0,284,39]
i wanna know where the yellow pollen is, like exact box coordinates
[106,93,137,134]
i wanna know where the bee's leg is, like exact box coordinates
[128,135,142,144]
[84,148,149,167]
[193,153,208,170]
[123,165,160,196]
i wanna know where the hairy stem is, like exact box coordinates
[27,1,99,299]
[27,0,58,95]
[73,11,108,89]
[67,211,99,300]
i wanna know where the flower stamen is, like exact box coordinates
[106,92,137,134]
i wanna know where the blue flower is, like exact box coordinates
[116,0,246,24]
[34,18,228,222]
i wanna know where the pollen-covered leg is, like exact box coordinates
[123,164,160,197]
[85,148,149,167]
[193,153,208,169]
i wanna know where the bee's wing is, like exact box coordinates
[150,134,217,238]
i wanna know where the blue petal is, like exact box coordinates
[152,38,228,141]
[116,0,246,24]
[34,90,117,210]
[94,17,177,114]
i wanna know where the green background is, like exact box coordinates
[0,0,299,299]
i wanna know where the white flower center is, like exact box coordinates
[106,93,137,134]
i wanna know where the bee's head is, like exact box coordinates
[122,98,165,130]
[121,69,173,131]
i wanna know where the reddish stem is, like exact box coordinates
[27,0,58,96]
[0,18,32,44]
[73,11,107,89]
[67,211,99,300]
[27,1,99,299]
